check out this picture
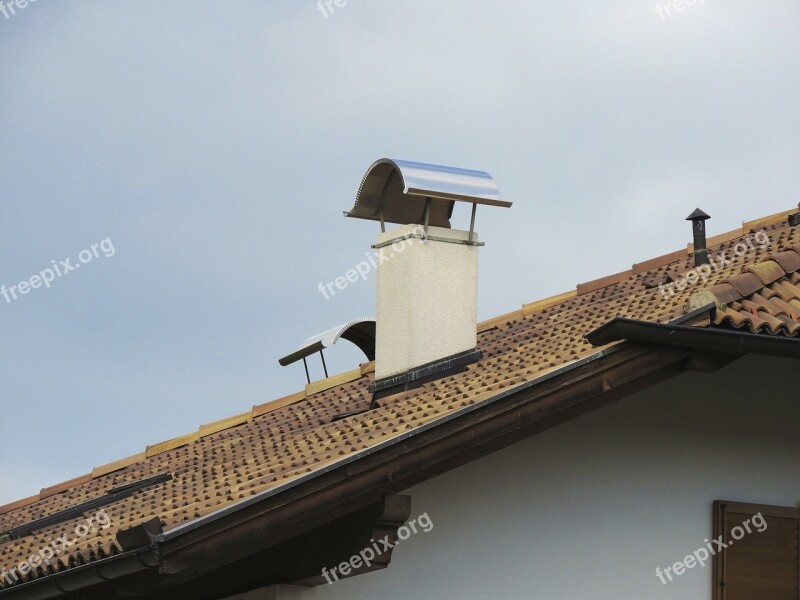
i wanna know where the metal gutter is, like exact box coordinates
[587,316,800,358]
[0,548,158,600]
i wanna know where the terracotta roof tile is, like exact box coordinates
[707,249,800,337]
[773,250,800,273]
[747,260,786,285]
[709,282,742,305]
[2,207,800,591]
[727,272,764,297]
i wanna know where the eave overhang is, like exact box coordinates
[587,313,800,359]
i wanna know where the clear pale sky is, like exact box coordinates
[1,1,798,504]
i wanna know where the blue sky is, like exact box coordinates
[0,0,798,504]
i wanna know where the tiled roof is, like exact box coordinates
[1,206,799,592]
[707,246,800,336]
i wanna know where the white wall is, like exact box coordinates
[263,353,800,600]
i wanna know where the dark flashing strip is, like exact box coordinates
[331,409,369,422]
[369,349,483,394]
[2,474,172,542]
[586,315,800,358]
[669,303,717,325]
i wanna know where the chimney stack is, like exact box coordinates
[686,208,711,267]
[345,159,511,389]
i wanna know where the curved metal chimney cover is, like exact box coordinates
[345,158,510,228]
[278,318,376,366]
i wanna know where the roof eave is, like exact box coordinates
[0,548,158,600]
[587,316,800,359]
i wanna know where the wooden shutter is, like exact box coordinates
[713,500,800,600]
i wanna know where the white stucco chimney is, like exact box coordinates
[374,224,479,380]
[344,158,510,388]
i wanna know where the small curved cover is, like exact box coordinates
[344,158,510,228]
[278,318,376,366]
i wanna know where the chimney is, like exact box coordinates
[345,159,511,388]
[686,208,711,267]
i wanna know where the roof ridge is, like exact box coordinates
[576,205,798,297]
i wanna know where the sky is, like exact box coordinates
[0,0,798,505]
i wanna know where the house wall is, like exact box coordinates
[240,353,800,600]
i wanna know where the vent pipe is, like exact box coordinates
[686,208,711,267]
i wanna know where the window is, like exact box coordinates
[713,500,800,599]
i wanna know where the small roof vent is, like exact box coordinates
[344,158,511,235]
[686,208,711,267]
[279,318,376,383]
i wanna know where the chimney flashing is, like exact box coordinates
[370,348,483,403]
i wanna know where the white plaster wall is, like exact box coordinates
[375,225,479,380]
[292,353,800,600]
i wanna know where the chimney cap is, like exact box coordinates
[345,158,510,228]
[686,208,711,221]
[278,318,376,367]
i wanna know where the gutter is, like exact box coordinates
[587,312,800,359]
[0,548,158,600]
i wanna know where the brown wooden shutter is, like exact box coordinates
[713,501,800,600]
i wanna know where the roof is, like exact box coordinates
[2,205,800,596]
[709,248,800,335]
